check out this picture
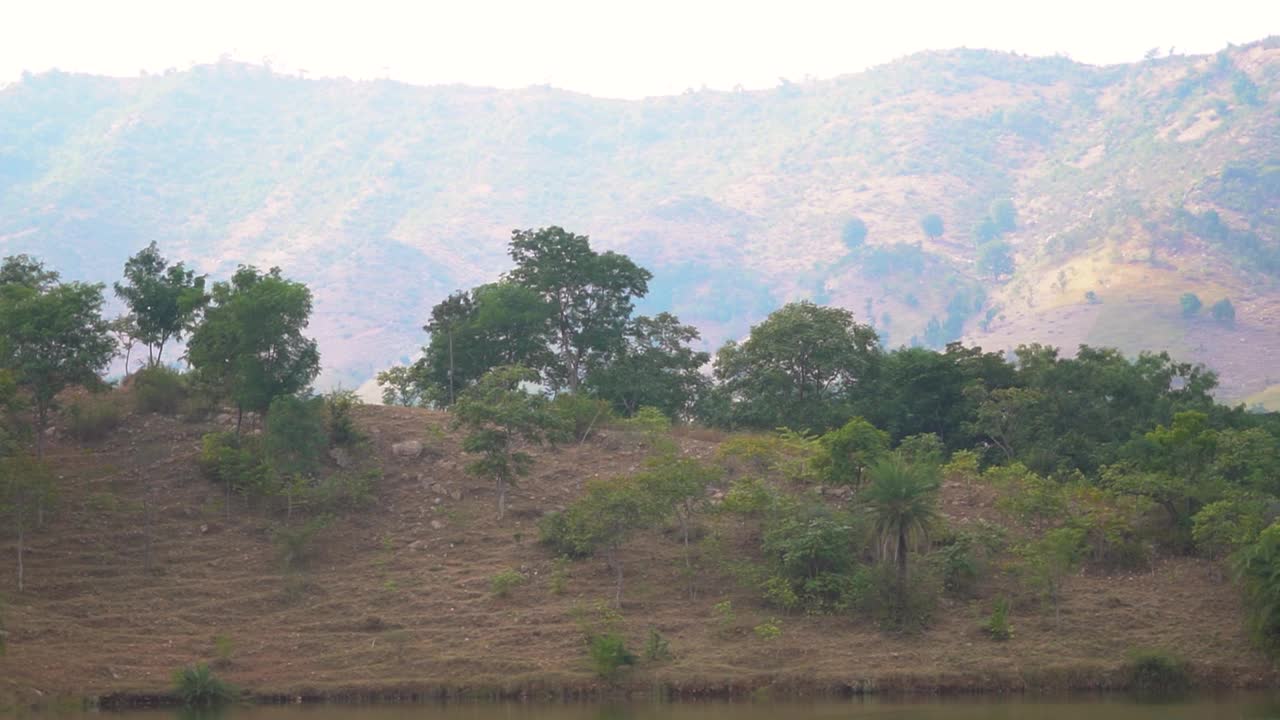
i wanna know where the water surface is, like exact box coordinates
[61,695,1280,720]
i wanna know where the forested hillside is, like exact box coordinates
[0,39,1277,402]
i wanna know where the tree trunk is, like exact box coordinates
[16,517,24,593]
[447,330,455,405]
[496,477,506,521]
[608,546,624,608]
[34,405,47,460]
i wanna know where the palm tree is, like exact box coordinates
[863,458,940,593]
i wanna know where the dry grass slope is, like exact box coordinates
[0,394,1274,706]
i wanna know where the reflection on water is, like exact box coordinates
[84,694,1280,720]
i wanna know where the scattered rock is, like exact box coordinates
[430,519,446,530]
[328,447,353,469]
[408,540,427,552]
[449,489,464,501]
[430,482,447,495]
[393,440,423,458]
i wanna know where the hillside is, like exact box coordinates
[0,392,1274,705]
[0,40,1278,403]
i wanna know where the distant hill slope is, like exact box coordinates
[1,39,1277,402]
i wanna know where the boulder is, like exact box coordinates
[392,440,423,458]
[328,447,353,469]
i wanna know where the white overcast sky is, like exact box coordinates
[2,0,1278,98]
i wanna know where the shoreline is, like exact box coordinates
[77,665,1279,710]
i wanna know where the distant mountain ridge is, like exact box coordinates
[1,39,1277,404]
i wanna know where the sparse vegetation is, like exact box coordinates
[171,663,236,707]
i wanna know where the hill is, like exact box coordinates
[0,392,1274,705]
[0,40,1278,403]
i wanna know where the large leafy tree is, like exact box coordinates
[452,365,560,520]
[587,312,710,419]
[506,227,652,392]
[114,242,207,366]
[0,256,115,457]
[421,283,554,405]
[706,301,880,432]
[187,266,319,429]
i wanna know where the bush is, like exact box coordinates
[264,395,327,478]
[1233,523,1280,653]
[171,663,236,707]
[199,432,271,497]
[490,569,525,598]
[760,500,869,613]
[983,597,1013,641]
[935,521,1007,597]
[324,389,363,447]
[754,618,783,641]
[552,392,613,442]
[307,470,379,512]
[864,563,939,633]
[65,394,123,442]
[1122,649,1191,694]
[643,627,671,661]
[617,406,673,445]
[272,515,331,570]
[587,632,635,680]
[815,417,888,486]
[132,366,187,415]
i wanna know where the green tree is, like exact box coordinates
[707,301,880,432]
[376,363,431,407]
[977,240,1014,279]
[864,458,940,597]
[263,395,327,518]
[587,312,710,418]
[816,416,889,486]
[1234,523,1280,653]
[539,474,663,607]
[187,266,320,431]
[506,227,652,392]
[452,365,559,520]
[920,213,945,240]
[1019,526,1085,626]
[1180,292,1203,318]
[0,256,115,457]
[989,199,1017,233]
[0,453,54,591]
[842,217,869,249]
[113,242,207,366]
[1211,298,1236,326]
[417,283,554,405]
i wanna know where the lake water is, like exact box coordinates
[57,695,1280,720]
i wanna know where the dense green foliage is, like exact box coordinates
[187,265,320,426]
[113,242,207,367]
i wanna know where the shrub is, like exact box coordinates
[1179,292,1203,318]
[1122,649,1191,694]
[935,520,1007,597]
[617,405,673,445]
[490,569,525,598]
[587,633,635,680]
[643,627,671,661]
[719,477,779,515]
[753,618,782,641]
[552,392,614,442]
[1211,298,1236,325]
[712,600,736,634]
[66,394,123,442]
[171,663,236,707]
[307,470,380,512]
[264,395,327,478]
[1233,523,1280,653]
[212,634,234,669]
[548,556,571,595]
[864,563,939,633]
[983,597,1013,641]
[199,432,271,497]
[323,389,363,447]
[815,417,888,486]
[760,500,869,612]
[272,515,332,570]
[132,365,187,414]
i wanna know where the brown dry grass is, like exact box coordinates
[0,394,1274,706]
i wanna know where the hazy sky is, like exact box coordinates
[3,0,1277,98]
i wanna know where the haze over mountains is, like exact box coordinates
[1,38,1277,405]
